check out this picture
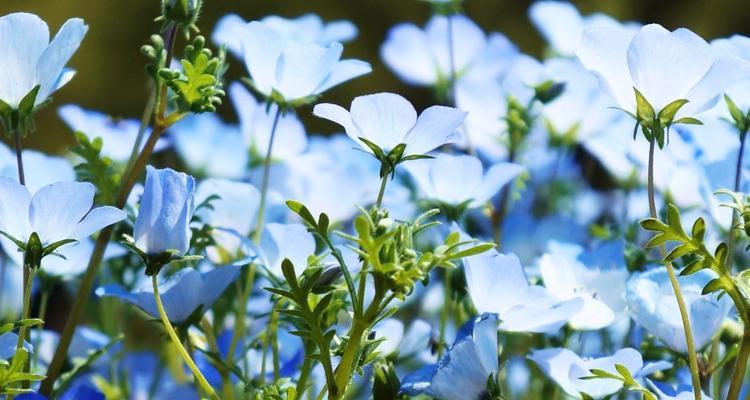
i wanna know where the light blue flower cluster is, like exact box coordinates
[4,1,750,399]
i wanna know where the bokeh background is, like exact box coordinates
[2,0,749,153]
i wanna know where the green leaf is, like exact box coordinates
[634,88,655,121]
[702,278,725,295]
[17,85,40,117]
[70,132,122,204]
[673,117,703,125]
[726,94,745,127]
[658,98,689,124]
[281,259,299,291]
[286,200,317,227]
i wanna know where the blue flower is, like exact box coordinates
[133,166,196,255]
[464,250,582,333]
[529,1,637,57]
[625,268,731,353]
[406,154,523,208]
[0,145,76,193]
[400,313,499,400]
[213,13,356,57]
[58,104,169,163]
[229,82,307,161]
[96,265,241,324]
[529,347,670,399]
[647,379,713,400]
[170,113,247,179]
[577,23,750,119]
[0,178,125,253]
[0,13,88,109]
[314,92,466,158]
[224,20,370,104]
[257,223,316,277]
[380,14,517,87]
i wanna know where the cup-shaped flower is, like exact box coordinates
[0,13,88,127]
[464,250,582,333]
[625,268,731,353]
[0,177,125,268]
[529,347,670,399]
[213,13,356,57]
[577,23,750,146]
[406,154,523,210]
[132,166,196,275]
[232,20,370,106]
[313,93,466,170]
[96,265,241,325]
[400,313,500,400]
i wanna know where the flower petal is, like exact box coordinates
[350,93,417,152]
[36,18,88,105]
[73,206,126,240]
[0,177,32,242]
[0,13,49,108]
[30,181,95,244]
[404,105,465,155]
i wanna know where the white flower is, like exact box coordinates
[313,92,466,157]
[230,20,370,104]
[0,13,88,109]
[577,23,750,119]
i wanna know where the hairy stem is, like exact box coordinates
[646,139,702,399]
[727,129,747,273]
[151,274,219,400]
[253,107,283,243]
[375,174,388,209]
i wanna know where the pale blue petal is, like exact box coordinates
[0,13,49,108]
[577,26,637,111]
[275,42,342,100]
[0,176,32,242]
[29,181,95,245]
[36,18,87,105]
[350,93,417,152]
[380,23,435,85]
[73,206,126,240]
[404,105,466,155]
[211,14,246,57]
[240,21,284,96]
[315,58,371,95]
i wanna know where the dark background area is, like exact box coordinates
[1,0,748,153]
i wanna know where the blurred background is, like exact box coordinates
[2,0,749,153]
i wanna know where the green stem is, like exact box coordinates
[151,274,219,400]
[14,267,34,352]
[375,173,388,209]
[436,269,451,358]
[296,342,314,396]
[728,333,750,400]
[31,288,49,368]
[259,300,280,385]
[224,264,255,396]
[252,107,283,243]
[646,139,702,400]
[727,129,747,273]
[492,149,516,245]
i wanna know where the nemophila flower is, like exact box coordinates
[4,238,124,279]
[213,13,356,57]
[0,332,23,359]
[96,265,241,324]
[626,268,731,353]
[406,154,523,211]
[194,178,260,262]
[58,104,169,163]
[313,92,466,167]
[529,1,636,57]
[380,14,517,88]
[226,20,370,106]
[256,223,315,277]
[464,250,582,333]
[529,347,670,399]
[0,144,75,193]
[400,313,499,400]
[538,241,629,330]
[131,166,196,273]
[577,23,750,142]
[0,178,125,268]
[170,113,247,179]
[229,82,307,161]
[119,352,199,399]
[373,318,433,361]
[0,13,87,112]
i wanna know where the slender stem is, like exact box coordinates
[125,86,157,173]
[492,150,516,245]
[375,173,389,209]
[151,274,219,399]
[31,288,49,368]
[296,342,314,396]
[646,139,702,400]
[253,108,283,243]
[225,263,255,394]
[436,269,451,358]
[259,301,280,384]
[14,267,34,351]
[13,130,26,186]
[728,130,747,273]
[729,333,750,400]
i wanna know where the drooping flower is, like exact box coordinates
[463,250,582,333]
[0,13,88,110]
[0,178,126,267]
[625,268,731,353]
[529,347,670,399]
[400,313,499,400]
[380,14,517,88]
[313,92,466,163]
[225,20,370,105]
[405,154,523,209]
[577,23,750,124]
[537,241,629,330]
[133,166,196,257]
[96,265,241,324]
[58,104,169,163]
[213,13,357,57]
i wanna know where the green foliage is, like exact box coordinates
[725,94,750,135]
[157,0,202,37]
[628,88,701,148]
[0,85,40,137]
[582,364,656,400]
[0,349,46,396]
[372,362,402,400]
[159,35,227,114]
[70,132,122,205]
